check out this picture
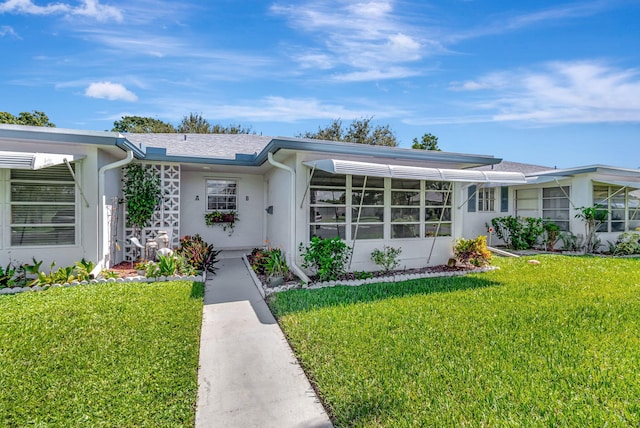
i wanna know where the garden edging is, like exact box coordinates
[0,272,207,296]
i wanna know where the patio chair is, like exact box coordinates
[128,236,145,266]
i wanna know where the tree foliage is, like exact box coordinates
[177,113,211,133]
[298,117,399,147]
[122,164,162,237]
[112,116,176,133]
[412,133,441,150]
[0,111,55,127]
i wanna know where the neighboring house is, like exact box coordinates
[463,161,640,248]
[0,124,526,277]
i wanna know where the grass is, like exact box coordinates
[269,255,640,427]
[0,280,204,427]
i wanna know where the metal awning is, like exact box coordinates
[0,151,85,170]
[593,179,640,190]
[303,159,527,184]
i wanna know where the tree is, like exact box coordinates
[178,113,211,133]
[111,116,176,133]
[0,110,55,127]
[122,164,162,240]
[412,133,441,151]
[211,123,255,134]
[297,117,399,147]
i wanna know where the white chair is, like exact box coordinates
[128,237,145,265]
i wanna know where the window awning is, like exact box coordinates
[0,151,85,170]
[303,159,527,184]
[593,179,640,190]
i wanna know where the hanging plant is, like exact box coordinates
[122,164,162,238]
[204,210,238,235]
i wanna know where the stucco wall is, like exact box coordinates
[180,170,265,250]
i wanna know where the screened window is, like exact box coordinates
[425,182,452,237]
[478,188,495,212]
[542,186,570,231]
[352,176,384,240]
[206,180,237,211]
[391,179,421,239]
[10,164,76,246]
[309,171,347,239]
[308,172,454,240]
[593,185,640,232]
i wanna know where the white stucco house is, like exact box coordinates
[463,161,640,248]
[0,124,533,276]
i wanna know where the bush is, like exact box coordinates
[543,221,561,251]
[453,236,492,267]
[489,216,544,250]
[611,232,640,255]
[175,234,221,274]
[299,237,352,282]
[370,246,402,273]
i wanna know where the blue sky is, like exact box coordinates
[1,0,639,168]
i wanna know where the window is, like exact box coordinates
[391,179,421,238]
[308,172,454,240]
[593,185,640,232]
[425,182,452,237]
[477,188,495,212]
[542,187,570,231]
[10,164,76,246]
[309,171,347,239]
[352,176,384,239]
[206,179,237,211]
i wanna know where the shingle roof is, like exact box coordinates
[473,160,552,175]
[123,133,272,160]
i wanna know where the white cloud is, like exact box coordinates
[271,0,431,81]
[0,25,19,38]
[0,0,122,22]
[85,81,138,102]
[454,61,640,124]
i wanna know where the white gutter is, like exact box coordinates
[267,152,311,284]
[93,150,134,275]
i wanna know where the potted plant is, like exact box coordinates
[204,210,238,235]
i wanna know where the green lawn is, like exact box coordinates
[0,280,203,427]
[269,255,640,427]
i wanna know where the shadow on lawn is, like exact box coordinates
[268,275,502,317]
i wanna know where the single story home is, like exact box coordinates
[463,161,640,248]
[1,124,530,277]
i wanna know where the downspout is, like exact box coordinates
[93,150,134,274]
[267,152,311,284]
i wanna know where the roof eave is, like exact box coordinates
[255,138,501,167]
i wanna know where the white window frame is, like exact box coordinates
[477,188,495,212]
[8,164,78,247]
[205,179,238,211]
[593,185,640,232]
[308,172,453,241]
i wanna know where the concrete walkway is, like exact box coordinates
[195,257,333,428]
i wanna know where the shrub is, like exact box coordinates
[489,216,544,250]
[299,237,352,282]
[576,205,608,253]
[611,232,640,255]
[176,234,221,274]
[543,221,561,251]
[0,262,16,288]
[264,248,290,277]
[453,236,492,267]
[370,246,402,273]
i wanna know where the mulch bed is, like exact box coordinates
[246,253,470,287]
[106,262,139,278]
